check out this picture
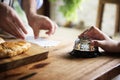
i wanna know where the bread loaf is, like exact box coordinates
[0,41,31,58]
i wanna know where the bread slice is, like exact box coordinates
[0,41,31,58]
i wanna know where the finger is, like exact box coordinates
[7,20,25,39]
[6,22,17,35]
[9,19,25,38]
[53,22,58,34]
[45,22,54,35]
[33,27,40,39]
[14,24,26,39]
[93,40,106,48]
[89,26,109,40]
[46,25,56,35]
[12,14,27,34]
[83,26,95,35]
[78,29,89,38]
[46,29,52,35]
[88,26,95,31]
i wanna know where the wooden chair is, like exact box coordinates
[96,0,120,34]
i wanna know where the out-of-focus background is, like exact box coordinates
[14,0,120,37]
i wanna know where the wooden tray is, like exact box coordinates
[0,43,48,72]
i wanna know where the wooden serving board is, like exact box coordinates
[0,43,48,72]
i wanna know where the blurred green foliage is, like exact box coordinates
[49,0,83,21]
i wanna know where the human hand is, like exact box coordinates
[27,13,57,39]
[79,26,110,40]
[0,3,27,39]
[79,26,120,52]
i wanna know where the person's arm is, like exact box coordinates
[79,26,120,52]
[21,0,36,18]
[18,0,43,11]
[21,0,57,39]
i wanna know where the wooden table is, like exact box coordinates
[0,27,120,80]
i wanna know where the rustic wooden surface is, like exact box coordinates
[0,27,120,80]
[0,43,48,72]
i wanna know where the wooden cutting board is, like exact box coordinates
[0,43,48,72]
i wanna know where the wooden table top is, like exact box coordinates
[0,27,120,80]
